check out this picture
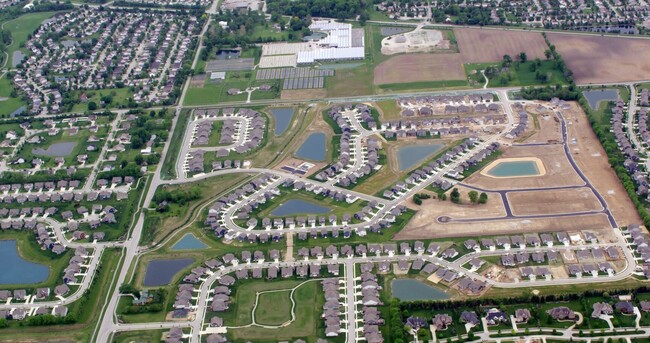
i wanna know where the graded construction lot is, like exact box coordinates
[562,102,641,226]
[374,53,466,85]
[398,212,612,239]
[465,144,584,190]
[397,100,639,239]
[548,33,650,84]
[454,28,548,62]
[507,187,603,216]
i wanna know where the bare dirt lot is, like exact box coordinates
[381,29,450,55]
[562,102,641,226]
[520,105,563,143]
[374,53,466,85]
[507,187,603,216]
[465,144,584,190]
[454,28,547,63]
[396,100,639,239]
[280,89,326,100]
[548,33,650,84]
[397,213,613,240]
[407,187,507,227]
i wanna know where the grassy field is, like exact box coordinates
[3,11,62,67]
[184,71,279,106]
[113,330,164,343]
[221,279,325,342]
[375,99,402,120]
[141,173,251,245]
[465,60,568,88]
[161,108,190,180]
[69,88,133,113]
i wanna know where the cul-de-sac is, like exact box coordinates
[3,0,650,342]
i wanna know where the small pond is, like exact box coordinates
[32,141,77,157]
[0,240,49,285]
[486,160,540,177]
[271,199,331,217]
[583,89,619,110]
[143,258,193,287]
[296,132,326,161]
[270,108,295,136]
[397,143,444,171]
[171,234,208,250]
[391,279,450,301]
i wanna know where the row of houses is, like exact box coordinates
[609,101,648,195]
[466,230,612,251]
[0,305,69,322]
[624,225,650,278]
[0,188,128,205]
[355,272,384,343]
[398,93,495,108]
[322,278,345,337]
[402,103,501,117]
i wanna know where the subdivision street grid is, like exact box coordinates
[3,1,650,343]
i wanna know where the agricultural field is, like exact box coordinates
[548,33,650,84]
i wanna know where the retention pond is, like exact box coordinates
[143,258,193,286]
[0,240,49,285]
[391,279,450,301]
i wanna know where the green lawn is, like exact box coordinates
[69,88,133,113]
[3,11,62,67]
[112,330,164,343]
[225,279,324,341]
[464,60,568,88]
[184,72,253,106]
[255,289,294,326]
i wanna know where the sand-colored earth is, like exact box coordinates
[381,29,450,55]
[480,157,546,179]
[280,89,326,100]
[454,28,548,63]
[397,213,612,240]
[562,102,642,226]
[407,187,506,228]
[548,33,650,84]
[374,53,466,85]
[465,144,584,190]
[507,187,603,216]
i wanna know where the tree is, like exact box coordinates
[544,49,552,60]
[87,101,97,111]
[518,52,527,63]
[479,192,488,204]
[502,54,512,67]
[439,193,447,201]
[450,188,461,204]
[468,190,479,204]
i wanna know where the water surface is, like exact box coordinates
[397,144,444,171]
[296,132,326,161]
[271,199,331,216]
[270,108,294,136]
[487,161,540,177]
[143,258,193,286]
[0,240,49,285]
[391,279,449,301]
[171,234,208,250]
[32,141,77,157]
[583,90,619,110]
